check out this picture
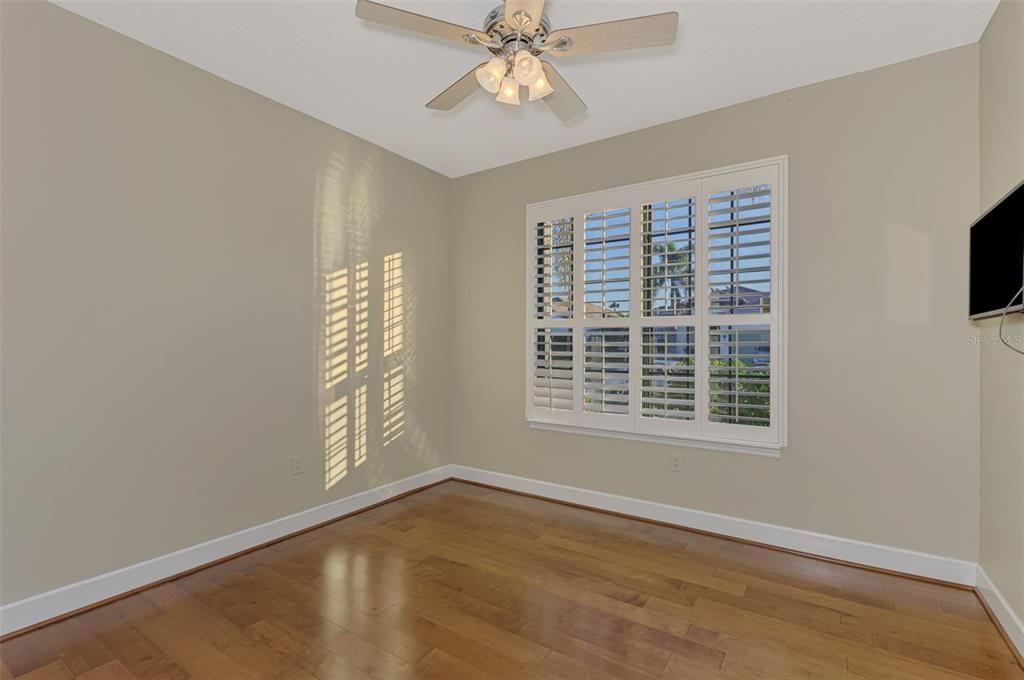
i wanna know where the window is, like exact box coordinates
[525,157,787,455]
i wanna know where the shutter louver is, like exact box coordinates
[584,207,630,318]
[643,198,696,316]
[584,327,629,414]
[533,328,573,411]
[708,324,771,427]
[535,217,573,319]
[708,185,772,315]
[641,327,695,420]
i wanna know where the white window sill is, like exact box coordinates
[527,420,782,458]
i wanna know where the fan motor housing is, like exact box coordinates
[484,4,550,53]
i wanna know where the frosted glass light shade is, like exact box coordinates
[475,57,506,94]
[513,51,542,86]
[528,74,554,101]
[495,77,521,105]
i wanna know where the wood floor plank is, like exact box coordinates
[374,604,540,680]
[141,582,290,678]
[244,617,374,680]
[516,622,661,680]
[82,612,193,680]
[9,662,72,680]
[242,563,431,664]
[4,481,1021,680]
[714,565,1005,639]
[76,660,137,680]
[570,608,723,672]
[411,648,501,680]
[327,631,411,679]
[127,604,264,680]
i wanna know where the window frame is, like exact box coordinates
[524,156,788,457]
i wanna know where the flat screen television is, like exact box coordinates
[970,179,1024,320]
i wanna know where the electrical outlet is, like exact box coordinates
[669,454,684,473]
[290,456,304,477]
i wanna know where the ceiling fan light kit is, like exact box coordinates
[496,76,521,105]
[513,50,542,86]
[354,0,678,121]
[528,73,554,101]
[476,56,506,93]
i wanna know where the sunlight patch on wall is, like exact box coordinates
[354,384,368,467]
[325,268,350,389]
[355,262,370,373]
[325,395,349,490]
[383,365,406,446]
[383,252,404,357]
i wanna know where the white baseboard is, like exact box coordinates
[448,465,979,587]
[0,466,451,637]
[977,566,1024,661]
[0,463,984,639]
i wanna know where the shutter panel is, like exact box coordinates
[708,185,772,315]
[643,198,696,316]
[533,327,573,411]
[708,325,771,427]
[535,217,573,319]
[583,327,629,414]
[584,207,630,318]
[641,326,695,420]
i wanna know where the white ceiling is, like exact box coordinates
[55,0,997,177]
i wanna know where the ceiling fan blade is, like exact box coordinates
[545,12,678,58]
[355,0,490,47]
[426,64,485,111]
[541,62,586,121]
[505,0,546,30]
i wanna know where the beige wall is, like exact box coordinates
[0,1,451,604]
[0,0,1006,609]
[979,0,1024,617]
[450,45,982,561]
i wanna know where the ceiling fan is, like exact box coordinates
[354,0,678,121]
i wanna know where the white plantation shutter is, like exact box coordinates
[708,325,771,427]
[532,328,573,412]
[583,327,630,415]
[527,204,579,425]
[634,182,701,437]
[643,198,696,317]
[700,164,780,445]
[526,159,785,453]
[584,207,631,318]
[535,217,574,319]
[708,186,772,315]
[641,327,696,421]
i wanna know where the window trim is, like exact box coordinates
[524,156,788,456]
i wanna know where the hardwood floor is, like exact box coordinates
[2,480,1021,680]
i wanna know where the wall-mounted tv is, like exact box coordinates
[970,179,1023,320]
